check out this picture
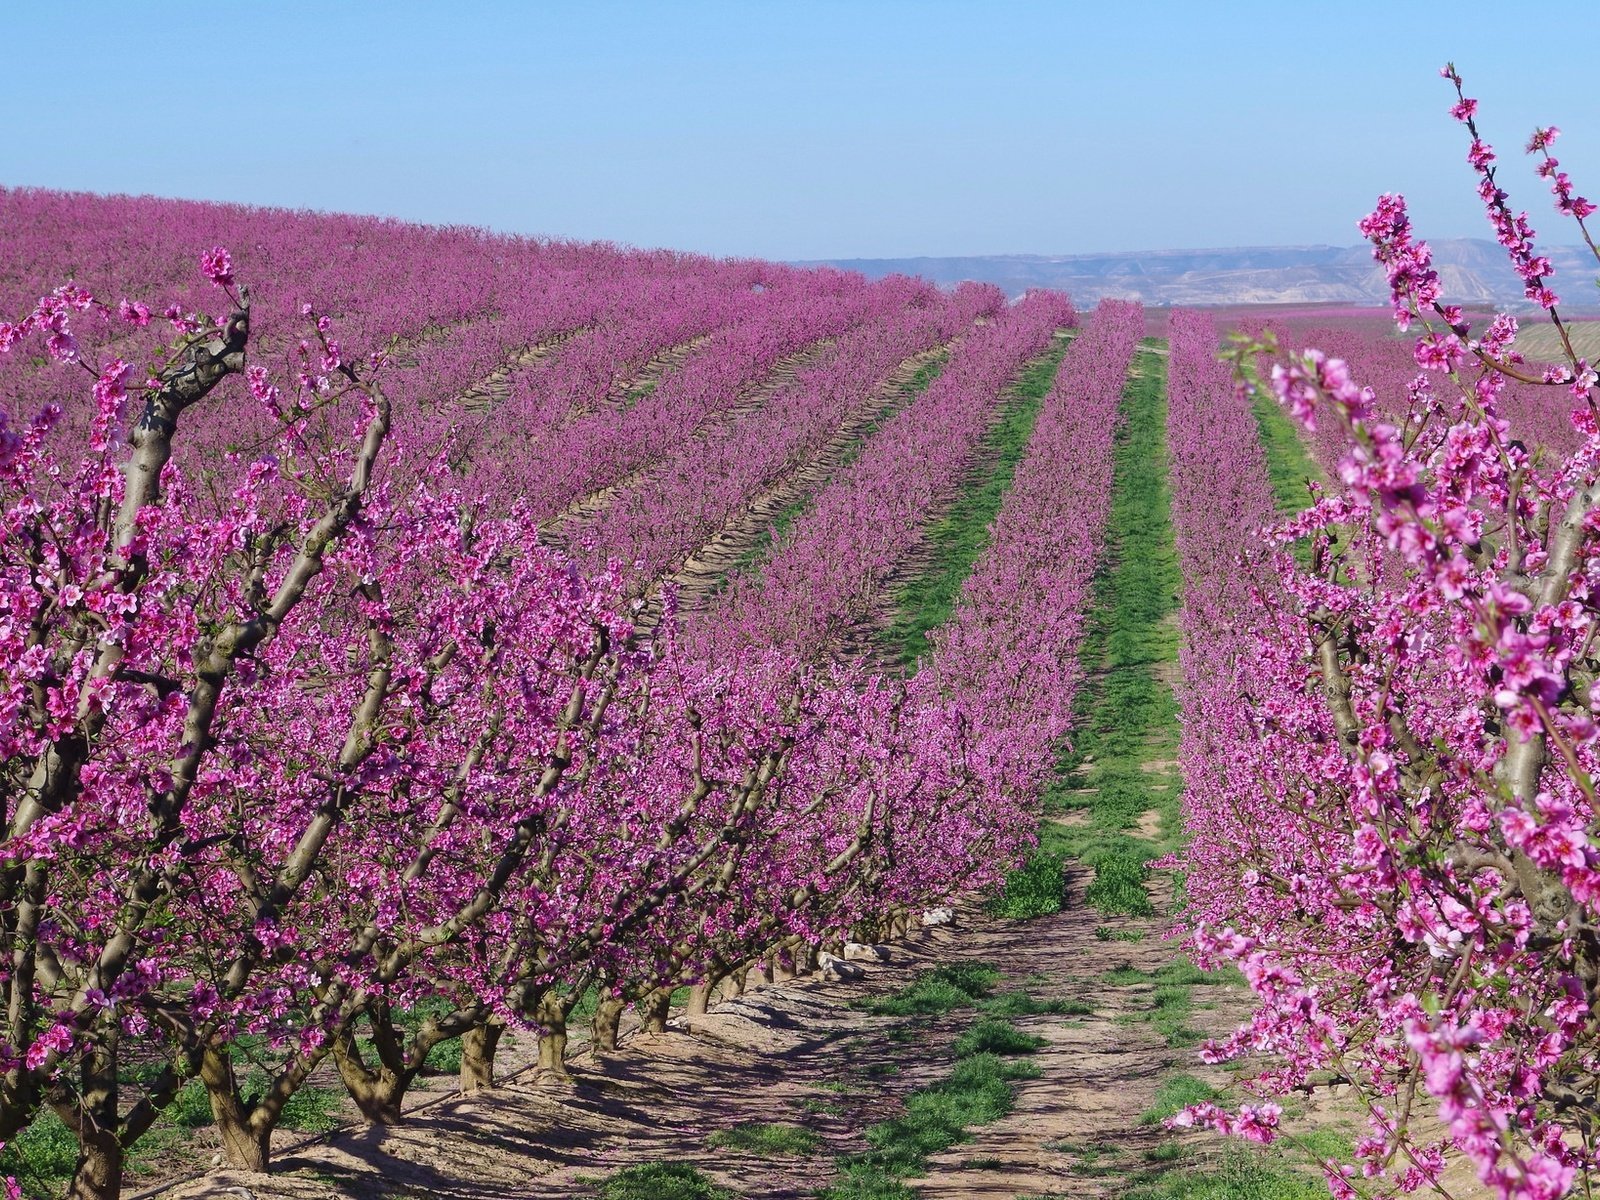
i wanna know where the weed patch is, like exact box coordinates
[597,1162,731,1200]
[952,1017,1047,1057]
[988,849,1067,919]
[706,1122,819,1156]
[1122,1147,1327,1199]
[820,1010,1042,1198]
[862,962,999,1016]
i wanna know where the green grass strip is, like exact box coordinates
[882,333,1073,672]
[1248,388,1324,519]
[820,1011,1045,1200]
[1023,341,1181,916]
[1247,375,1325,570]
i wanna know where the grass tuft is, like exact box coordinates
[952,1017,1047,1058]
[706,1122,819,1156]
[988,850,1067,919]
[862,962,1000,1016]
[597,1162,731,1200]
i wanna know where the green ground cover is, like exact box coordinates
[881,333,1073,671]
[994,340,1181,920]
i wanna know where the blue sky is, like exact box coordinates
[4,1,1597,259]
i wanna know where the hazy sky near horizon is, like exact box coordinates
[4,1,1598,260]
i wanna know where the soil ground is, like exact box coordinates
[149,878,1244,1200]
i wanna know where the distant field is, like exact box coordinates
[1514,317,1600,363]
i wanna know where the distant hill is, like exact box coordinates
[798,240,1600,311]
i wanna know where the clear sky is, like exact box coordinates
[3,1,1597,260]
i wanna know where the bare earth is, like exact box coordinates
[142,875,1235,1200]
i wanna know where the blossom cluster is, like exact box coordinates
[1169,75,1600,1200]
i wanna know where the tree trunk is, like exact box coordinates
[201,1045,270,1173]
[62,1042,122,1200]
[720,966,746,999]
[459,1022,504,1093]
[63,1131,121,1200]
[685,979,715,1017]
[591,996,626,1052]
[534,994,570,1081]
[216,1115,271,1174]
[639,986,672,1034]
[772,945,796,982]
[331,1033,407,1124]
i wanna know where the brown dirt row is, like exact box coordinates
[539,337,839,548]
[602,333,713,411]
[150,877,1239,1200]
[633,338,957,629]
[457,326,588,411]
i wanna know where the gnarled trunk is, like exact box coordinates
[534,993,570,1080]
[639,986,672,1034]
[201,1046,270,1173]
[685,980,715,1017]
[459,1022,504,1093]
[332,1030,409,1124]
[63,1128,121,1200]
[61,1042,122,1200]
[591,996,626,1052]
[721,966,747,999]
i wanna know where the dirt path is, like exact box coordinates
[634,339,954,628]
[150,880,1248,1200]
[603,333,712,411]
[458,327,587,410]
[540,337,837,546]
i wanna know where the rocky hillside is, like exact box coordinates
[802,240,1599,310]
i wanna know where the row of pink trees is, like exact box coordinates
[539,289,1079,1045]
[572,279,1001,592]
[1171,76,1600,1199]
[925,298,1143,812]
[0,247,1072,1197]
[699,288,1075,663]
